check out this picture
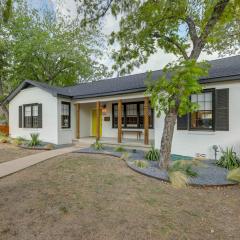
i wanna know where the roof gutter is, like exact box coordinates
[72,87,147,100]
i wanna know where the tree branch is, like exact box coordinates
[153,32,189,60]
[83,0,114,25]
[185,16,199,47]
[190,0,230,59]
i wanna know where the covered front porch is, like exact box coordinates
[73,93,154,147]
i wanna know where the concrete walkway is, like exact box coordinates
[0,145,85,178]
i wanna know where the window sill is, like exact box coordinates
[187,130,216,135]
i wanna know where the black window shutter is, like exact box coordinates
[215,88,229,131]
[19,106,23,128]
[177,114,188,130]
[38,104,42,128]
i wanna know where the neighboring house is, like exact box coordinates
[3,55,240,159]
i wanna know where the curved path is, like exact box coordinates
[0,145,85,178]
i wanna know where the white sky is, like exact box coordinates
[53,0,231,76]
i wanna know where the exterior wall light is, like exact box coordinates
[102,104,107,114]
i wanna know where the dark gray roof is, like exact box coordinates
[3,55,240,103]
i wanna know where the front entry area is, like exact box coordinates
[74,97,153,145]
[92,109,102,137]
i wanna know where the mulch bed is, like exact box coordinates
[75,146,238,187]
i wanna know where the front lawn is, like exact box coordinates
[0,144,43,164]
[0,153,239,240]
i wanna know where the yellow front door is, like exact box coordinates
[92,109,102,137]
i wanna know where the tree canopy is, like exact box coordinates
[0,1,109,119]
[76,0,240,74]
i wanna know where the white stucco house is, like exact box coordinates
[3,55,240,159]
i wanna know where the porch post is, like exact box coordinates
[96,101,100,141]
[144,97,149,145]
[118,99,122,143]
[75,103,80,139]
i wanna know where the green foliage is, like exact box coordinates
[0,1,109,116]
[91,140,104,151]
[133,160,149,169]
[11,137,26,146]
[76,0,239,74]
[216,147,240,170]
[227,168,240,182]
[0,0,13,24]
[168,161,198,178]
[146,60,209,117]
[114,146,126,152]
[145,145,160,161]
[28,133,41,147]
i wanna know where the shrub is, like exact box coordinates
[114,146,126,152]
[145,145,160,161]
[227,168,240,182]
[0,133,9,143]
[167,161,198,188]
[169,161,198,177]
[45,143,54,150]
[28,133,41,147]
[216,147,240,170]
[91,140,104,150]
[133,160,149,169]
[168,171,188,188]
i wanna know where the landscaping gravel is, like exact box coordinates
[76,146,238,186]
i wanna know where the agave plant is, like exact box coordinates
[145,145,160,161]
[216,147,240,170]
[28,133,41,147]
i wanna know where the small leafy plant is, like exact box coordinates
[11,137,26,146]
[145,145,160,161]
[91,140,104,150]
[216,147,240,170]
[28,133,41,147]
[120,152,130,161]
[133,160,149,169]
[114,146,126,152]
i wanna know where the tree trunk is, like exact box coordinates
[159,110,177,169]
